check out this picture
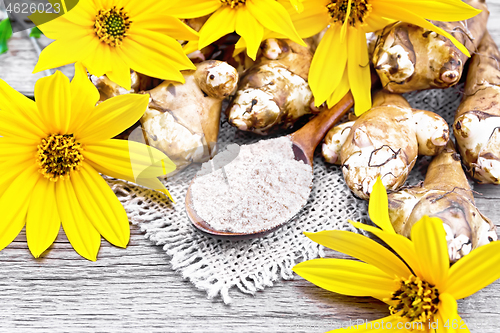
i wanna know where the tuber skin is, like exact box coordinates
[140,60,238,175]
[373,0,488,94]
[454,31,500,184]
[322,91,449,199]
[387,142,497,262]
[91,71,161,102]
[226,39,318,135]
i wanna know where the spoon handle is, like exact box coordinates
[291,91,354,163]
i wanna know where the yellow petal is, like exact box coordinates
[123,0,189,18]
[128,29,195,70]
[26,178,61,258]
[134,15,199,41]
[68,63,100,133]
[372,2,471,57]
[436,293,461,333]
[84,139,175,181]
[410,216,449,287]
[0,164,39,252]
[309,25,347,107]
[71,163,130,248]
[368,177,395,233]
[364,14,395,32]
[33,34,97,74]
[288,0,304,13]
[347,27,371,115]
[33,14,93,40]
[0,109,46,141]
[376,0,481,22]
[135,177,175,203]
[76,94,149,143]
[164,0,221,19]
[235,6,264,60]
[233,29,283,55]
[35,71,72,134]
[284,0,329,38]
[293,258,396,301]
[82,42,113,78]
[0,138,37,164]
[183,40,200,55]
[340,0,352,41]
[350,221,422,277]
[247,0,305,46]
[57,0,97,26]
[56,178,101,261]
[0,79,46,139]
[198,6,238,50]
[0,79,43,127]
[32,0,96,30]
[118,33,193,84]
[326,68,350,108]
[305,230,411,278]
[445,239,500,300]
[105,56,133,92]
[0,158,34,195]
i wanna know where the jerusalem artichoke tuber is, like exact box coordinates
[226,39,317,135]
[454,31,500,184]
[373,0,488,94]
[322,91,449,199]
[387,142,497,262]
[91,71,161,102]
[140,60,238,174]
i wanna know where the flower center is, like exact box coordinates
[388,275,440,326]
[220,0,246,8]
[327,0,371,27]
[94,6,131,47]
[36,134,84,182]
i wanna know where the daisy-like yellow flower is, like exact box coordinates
[31,0,199,90]
[283,0,481,115]
[166,0,305,60]
[0,64,175,261]
[293,178,500,332]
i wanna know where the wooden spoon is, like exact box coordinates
[186,91,355,239]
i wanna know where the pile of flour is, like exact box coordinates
[190,136,313,233]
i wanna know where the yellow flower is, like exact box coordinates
[166,0,305,60]
[0,65,175,261]
[31,0,198,90]
[284,0,481,115]
[293,178,500,332]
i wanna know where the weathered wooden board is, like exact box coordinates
[0,35,74,94]
[1,4,500,333]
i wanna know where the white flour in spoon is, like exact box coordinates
[190,136,313,234]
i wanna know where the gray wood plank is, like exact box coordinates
[1,4,500,332]
[0,35,73,95]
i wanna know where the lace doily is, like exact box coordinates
[109,85,464,304]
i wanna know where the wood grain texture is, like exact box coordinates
[0,35,73,95]
[1,4,500,333]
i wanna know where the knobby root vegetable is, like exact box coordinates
[226,39,318,135]
[91,71,161,102]
[140,60,238,175]
[322,91,449,199]
[387,142,497,262]
[373,0,488,93]
[454,31,500,184]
